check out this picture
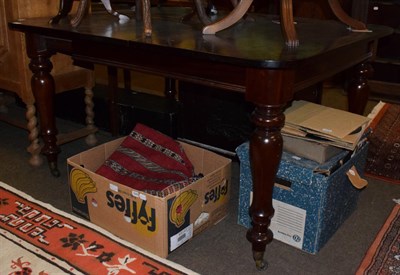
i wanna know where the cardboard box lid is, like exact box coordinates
[285,100,369,139]
[283,101,370,150]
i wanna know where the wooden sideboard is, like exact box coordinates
[0,0,97,167]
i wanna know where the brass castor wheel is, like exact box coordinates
[253,251,268,271]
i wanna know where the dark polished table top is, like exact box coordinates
[10,7,392,67]
[9,8,392,94]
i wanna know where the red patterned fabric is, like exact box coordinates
[96,124,195,193]
[365,103,400,184]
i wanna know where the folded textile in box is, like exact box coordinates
[96,123,195,196]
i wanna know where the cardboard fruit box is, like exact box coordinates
[236,141,368,254]
[67,137,231,258]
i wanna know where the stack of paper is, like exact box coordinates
[283,101,370,151]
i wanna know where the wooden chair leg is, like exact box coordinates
[280,0,298,47]
[25,104,43,167]
[202,0,254,34]
[135,0,143,21]
[71,0,89,27]
[142,0,152,36]
[328,0,367,30]
[49,0,74,24]
[230,0,239,7]
[193,0,212,25]
[84,86,97,146]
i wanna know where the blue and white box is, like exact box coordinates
[236,142,368,254]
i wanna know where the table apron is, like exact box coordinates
[41,35,374,103]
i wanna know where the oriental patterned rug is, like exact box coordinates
[0,181,197,275]
[356,204,400,274]
[365,103,400,184]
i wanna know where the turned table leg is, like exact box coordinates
[246,104,285,270]
[244,67,294,269]
[164,77,177,99]
[26,33,61,177]
[347,61,373,115]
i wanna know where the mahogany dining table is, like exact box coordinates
[9,7,392,269]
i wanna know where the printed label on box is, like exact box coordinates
[270,199,306,249]
[250,192,306,249]
[170,224,193,251]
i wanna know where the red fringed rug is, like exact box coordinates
[365,103,400,184]
[0,182,197,275]
[356,204,400,274]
